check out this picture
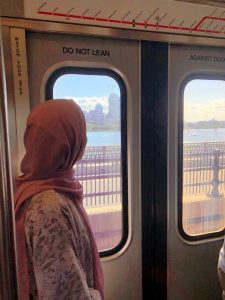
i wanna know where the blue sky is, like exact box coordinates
[53,74,120,113]
[54,74,120,98]
[54,76,225,122]
[184,79,225,122]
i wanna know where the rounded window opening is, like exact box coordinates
[181,78,225,237]
[47,68,128,255]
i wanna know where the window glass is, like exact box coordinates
[53,72,125,252]
[182,79,225,236]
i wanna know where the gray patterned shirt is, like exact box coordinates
[25,189,101,300]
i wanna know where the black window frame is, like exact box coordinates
[178,74,225,241]
[46,66,128,257]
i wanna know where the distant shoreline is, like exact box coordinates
[185,126,225,129]
[185,120,225,129]
[87,123,120,131]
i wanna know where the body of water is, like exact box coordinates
[184,128,225,143]
[87,129,225,146]
[87,131,120,146]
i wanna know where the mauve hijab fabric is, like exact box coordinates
[14,100,104,300]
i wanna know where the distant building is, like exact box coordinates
[107,94,120,123]
[86,103,105,124]
[95,103,103,114]
[82,111,88,120]
[82,94,120,126]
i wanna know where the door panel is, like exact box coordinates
[168,45,224,300]
[24,32,141,300]
[0,26,18,300]
[141,41,168,299]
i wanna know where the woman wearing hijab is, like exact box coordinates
[14,100,104,300]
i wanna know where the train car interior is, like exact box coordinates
[2,0,225,299]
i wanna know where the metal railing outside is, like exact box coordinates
[183,142,225,235]
[74,142,225,209]
[73,142,225,236]
[75,146,122,208]
[183,142,225,196]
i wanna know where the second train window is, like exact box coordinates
[182,78,225,237]
[46,67,128,255]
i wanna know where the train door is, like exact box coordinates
[9,28,141,300]
[141,42,168,300]
[168,45,225,299]
[0,26,18,300]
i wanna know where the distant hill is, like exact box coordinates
[87,123,120,131]
[184,119,225,129]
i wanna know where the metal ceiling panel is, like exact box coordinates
[23,0,225,39]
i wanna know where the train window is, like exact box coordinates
[46,67,128,256]
[181,78,225,238]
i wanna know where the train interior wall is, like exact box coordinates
[1,2,225,298]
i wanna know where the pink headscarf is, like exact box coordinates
[14,100,104,300]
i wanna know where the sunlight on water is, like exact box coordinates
[184,128,225,143]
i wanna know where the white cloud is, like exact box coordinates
[184,99,225,122]
[64,96,109,113]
